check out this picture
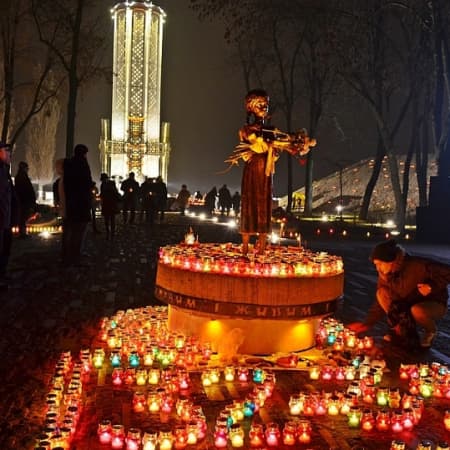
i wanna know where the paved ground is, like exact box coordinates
[1,213,449,449]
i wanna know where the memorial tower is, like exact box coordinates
[99,0,170,181]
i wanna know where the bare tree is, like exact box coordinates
[0,0,61,146]
[25,94,62,196]
[32,0,109,157]
[190,0,341,213]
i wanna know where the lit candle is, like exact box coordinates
[136,369,147,386]
[376,410,391,431]
[126,428,141,450]
[129,351,140,368]
[297,419,312,444]
[282,421,297,446]
[110,351,121,368]
[97,419,112,444]
[401,408,415,431]
[93,348,105,369]
[142,431,158,450]
[419,378,433,398]
[390,411,404,433]
[308,365,320,380]
[147,391,160,413]
[237,367,249,382]
[112,368,123,386]
[133,391,146,413]
[213,424,228,448]
[376,387,389,406]
[148,369,160,385]
[229,423,244,448]
[265,422,280,447]
[327,396,340,416]
[111,424,126,449]
[243,396,256,417]
[289,394,303,415]
[249,423,264,448]
[348,406,362,428]
[390,440,406,450]
[186,421,198,445]
[159,430,174,450]
[253,368,264,383]
[224,366,235,382]
[444,409,450,431]
[361,409,375,431]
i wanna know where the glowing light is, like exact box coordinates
[227,219,237,228]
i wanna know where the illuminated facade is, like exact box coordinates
[99,1,171,181]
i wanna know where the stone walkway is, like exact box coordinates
[0,213,449,449]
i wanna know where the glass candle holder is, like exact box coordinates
[390,410,404,433]
[132,391,146,413]
[210,368,220,384]
[126,428,141,450]
[148,368,160,385]
[231,400,244,422]
[419,377,433,398]
[444,409,450,431]
[417,441,433,450]
[361,409,375,431]
[201,370,212,387]
[327,396,340,416]
[237,367,249,382]
[112,367,124,386]
[229,423,244,448]
[142,431,158,450]
[388,388,401,409]
[135,369,147,386]
[93,348,105,369]
[282,421,297,446]
[376,410,391,431]
[129,351,140,368]
[308,365,320,380]
[376,387,389,406]
[297,419,312,444]
[97,420,112,444]
[186,421,198,445]
[289,393,303,416]
[265,422,281,447]
[147,391,160,413]
[213,424,228,449]
[110,351,121,368]
[159,430,174,450]
[111,424,126,449]
[437,442,450,450]
[402,408,415,431]
[348,406,362,428]
[253,368,264,383]
[224,366,235,382]
[249,423,264,448]
[243,396,256,418]
[390,440,406,450]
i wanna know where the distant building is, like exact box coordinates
[99,0,171,182]
[279,156,438,220]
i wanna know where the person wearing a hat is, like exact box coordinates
[348,239,450,348]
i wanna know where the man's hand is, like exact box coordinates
[346,322,369,334]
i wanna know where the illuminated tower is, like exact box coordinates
[99,0,170,181]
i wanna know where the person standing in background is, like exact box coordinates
[0,143,17,290]
[120,172,140,225]
[176,184,191,215]
[100,173,120,241]
[14,161,36,238]
[62,144,93,267]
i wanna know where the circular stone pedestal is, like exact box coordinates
[155,243,344,355]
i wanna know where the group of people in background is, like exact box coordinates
[191,184,241,217]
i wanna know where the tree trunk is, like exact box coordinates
[65,0,84,157]
[304,153,314,216]
[359,137,384,221]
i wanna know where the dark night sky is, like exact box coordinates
[71,0,372,197]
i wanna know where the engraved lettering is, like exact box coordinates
[255,307,268,317]
[185,298,196,309]
[235,305,251,316]
[299,306,312,317]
